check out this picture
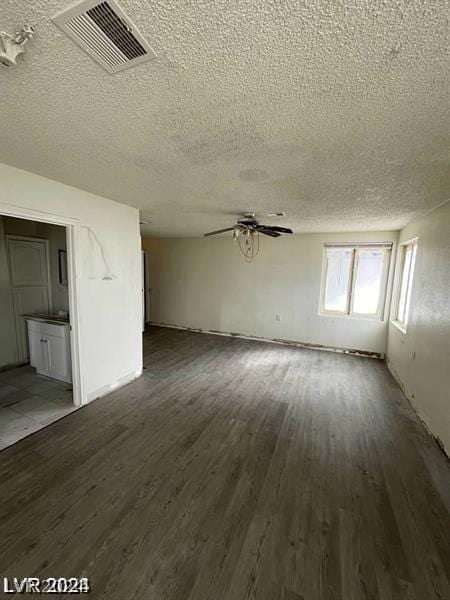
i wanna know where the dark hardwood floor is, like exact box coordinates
[0,326,449,599]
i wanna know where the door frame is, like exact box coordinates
[6,234,53,362]
[142,250,151,325]
[0,205,84,406]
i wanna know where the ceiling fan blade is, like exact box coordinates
[203,227,236,237]
[258,227,281,237]
[269,226,293,234]
[256,225,293,234]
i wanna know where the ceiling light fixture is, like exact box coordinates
[0,24,35,67]
[204,213,293,263]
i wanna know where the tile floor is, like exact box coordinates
[0,365,77,449]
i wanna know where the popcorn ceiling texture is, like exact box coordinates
[1,0,449,237]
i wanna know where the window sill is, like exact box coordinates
[319,311,382,322]
[391,320,407,334]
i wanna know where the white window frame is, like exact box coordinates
[319,243,392,320]
[392,238,418,332]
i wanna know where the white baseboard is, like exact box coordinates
[150,321,383,359]
[386,358,449,459]
[85,369,142,403]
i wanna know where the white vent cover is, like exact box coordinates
[52,0,157,74]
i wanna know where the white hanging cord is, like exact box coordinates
[236,227,260,262]
[84,226,117,280]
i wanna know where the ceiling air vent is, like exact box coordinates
[52,0,157,74]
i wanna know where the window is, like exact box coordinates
[323,247,353,313]
[395,239,417,328]
[321,244,391,318]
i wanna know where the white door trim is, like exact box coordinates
[143,250,151,324]
[0,204,84,407]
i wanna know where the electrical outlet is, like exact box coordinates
[275,314,281,321]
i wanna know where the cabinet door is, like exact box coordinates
[29,330,45,369]
[45,334,71,382]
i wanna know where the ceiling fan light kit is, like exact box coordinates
[204,214,293,263]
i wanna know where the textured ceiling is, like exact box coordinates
[1,0,449,237]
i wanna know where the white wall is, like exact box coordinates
[387,200,450,455]
[46,224,69,312]
[143,231,398,355]
[1,163,142,402]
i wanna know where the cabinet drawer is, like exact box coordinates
[27,319,68,339]
[41,322,68,338]
[27,319,43,335]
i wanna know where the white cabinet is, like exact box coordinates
[29,327,45,369]
[27,319,72,383]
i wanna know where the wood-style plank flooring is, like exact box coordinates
[0,326,449,599]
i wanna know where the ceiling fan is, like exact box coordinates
[204,213,293,238]
[204,214,293,262]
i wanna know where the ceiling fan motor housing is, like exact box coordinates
[237,216,258,227]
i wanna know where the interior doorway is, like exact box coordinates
[0,214,80,449]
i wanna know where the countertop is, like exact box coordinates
[23,314,70,326]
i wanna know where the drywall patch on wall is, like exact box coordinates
[142,230,398,355]
[386,200,450,455]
